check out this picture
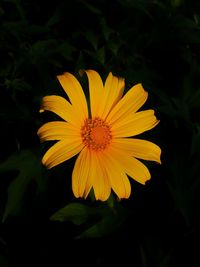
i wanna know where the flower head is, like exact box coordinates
[37,70,161,201]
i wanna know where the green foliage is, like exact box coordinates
[0,150,47,221]
[50,199,128,238]
[0,0,200,266]
[50,203,94,225]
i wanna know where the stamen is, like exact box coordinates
[81,117,112,151]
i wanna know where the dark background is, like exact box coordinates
[0,0,200,266]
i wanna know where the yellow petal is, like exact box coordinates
[107,146,151,185]
[84,70,104,117]
[57,72,88,121]
[72,149,110,201]
[37,121,80,142]
[102,151,131,199]
[98,72,125,119]
[83,172,93,199]
[123,157,151,185]
[111,109,159,137]
[42,139,83,169]
[112,138,161,163]
[106,83,148,125]
[72,148,92,198]
[40,95,79,126]
[92,152,111,201]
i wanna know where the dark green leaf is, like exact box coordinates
[0,150,46,221]
[84,31,99,51]
[76,209,126,239]
[50,203,96,225]
[80,1,102,15]
[0,254,8,267]
[96,47,105,65]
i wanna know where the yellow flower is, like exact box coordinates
[37,70,161,201]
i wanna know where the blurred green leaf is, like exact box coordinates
[108,42,121,56]
[51,200,128,238]
[56,42,76,61]
[188,88,200,109]
[191,123,200,155]
[100,18,114,41]
[0,150,46,221]
[0,254,8,267]
[158,251,173,267]
[159,97,190,121]
[106,192,115,208]
[50,203,94,225]
[96,46,105,65]
[80,1,102,15]
[173,16,200,43]
[167,154,199,227]
[84,30,99,51]
[47,5,63,26]
[76,207,126,239]
[171,0,183,8]
[140,245,148,267]
[0,6,5,17]
[2,21,26,41]
[117,0,152,18]
[28,40,57,64]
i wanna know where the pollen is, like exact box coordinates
[81,117,112,150]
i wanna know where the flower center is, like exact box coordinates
[81,117,112,151]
